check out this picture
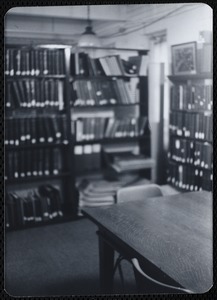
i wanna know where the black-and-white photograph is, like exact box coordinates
[4,3,213,297]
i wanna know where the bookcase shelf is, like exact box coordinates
[5,172,71,184]
[5,142,69,150]
[6,75,66,79]
[169,108,212,114]
[71,103,141,108]
[169,158,212,171]
[70,75,148,81]
[74,136,149,145]
[169,134,212,144]
[168,69,213,192]
[73,45,149,54]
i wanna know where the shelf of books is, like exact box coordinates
[70,46,154,214]
[167,73,213,192]
[5,44,76,230]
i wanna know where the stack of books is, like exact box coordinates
[76,173,143,214]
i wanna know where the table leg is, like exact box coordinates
[98,231,115,294]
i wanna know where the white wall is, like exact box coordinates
[110,3,213,183]
[108,4,212,61]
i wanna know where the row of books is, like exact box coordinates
[170,82,212,111]
[169,138,212,170]
[72,117,149,141]
[167,162,212,191]
[5,148,64,180]
[5,48,65,76]
[77,179,118,210]
[71,52,148,77]
[5,185,63,229]
[169,111,212,142]
[76,175,151,214]
[74,144,101,175]
[71,78,139,106]
[5,115,68,146]
[6,79,64,110]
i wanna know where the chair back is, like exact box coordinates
[132,258,193,294]
[117,184,163,203]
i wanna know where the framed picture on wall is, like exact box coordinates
[171,42,197,75]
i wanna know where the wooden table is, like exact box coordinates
[82,191,212,294]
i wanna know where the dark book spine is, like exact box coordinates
[26,149,32,177]
[12,81,22,108]
[35,49,40,76]
[37,148,44,176]
[44,148,51,176]
[9,49,15,76]
[26,50,30,76]
[43,49,49,75]
[31,149,38,177]
[5,48,10,75]
[17,80,27,108]
[59,49,65,75]
[15,49,21,76]
[5,81,13,108]
[34,194,43,223]
[61,115,68,144]
[52,148,62,175]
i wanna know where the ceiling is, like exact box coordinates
[5,4,202,45]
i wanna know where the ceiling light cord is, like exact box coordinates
[100,4,202,40]
[87,5,91,27]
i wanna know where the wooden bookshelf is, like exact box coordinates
[70,46,152,184]
[5,44,76,231]
[167,71,213,192]
[5,44,153,230]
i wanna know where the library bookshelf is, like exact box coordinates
[167,73,213,192]
[5,44,154,230]
[5,44,76,230]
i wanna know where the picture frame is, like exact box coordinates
[171,42,197,75]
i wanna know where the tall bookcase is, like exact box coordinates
[70,46,152,183]
[5,44,153,230]
[167,73,213,192]
[5,44,76,230]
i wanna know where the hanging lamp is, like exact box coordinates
[78,5,101,47]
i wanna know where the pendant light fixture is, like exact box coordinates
[78,5,101,47]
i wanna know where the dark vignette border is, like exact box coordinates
[0,0,215,299]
